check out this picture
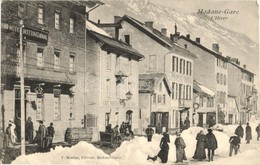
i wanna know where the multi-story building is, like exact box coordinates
[1,1,89,142]
[96,15,196,133]
[178,34,228,125]
[227,57,256,124]
[85,21,143,136]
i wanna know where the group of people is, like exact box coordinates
[5,117,55,151]
[105,122,134,141]
[147,129,217,164]
[146,122,260,164]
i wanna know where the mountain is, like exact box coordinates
[90,0,259,86]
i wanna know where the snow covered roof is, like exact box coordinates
[139,73,171,94]
[86,20,111,37]
[193,80,215,97]
[88,31,144,59]
[118,15,173,49]
[179,35,228,61]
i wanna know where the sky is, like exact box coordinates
[149,0,259,43]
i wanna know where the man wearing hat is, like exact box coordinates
[205,128,218,161]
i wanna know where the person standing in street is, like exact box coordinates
[255,123,260,141]
[5,124,14,147]
[145,125,154,142]
[205,128,218,162]
[245,123,252,144]
[193,130,207,161]
[38,120,47,151]
[25,117,34,144]
[174,132,187,163]
[147,132,170,163]
[235,122,244,139]
[229,133,241,156]
[47,123,55,148]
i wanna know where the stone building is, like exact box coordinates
[1,1,89,142]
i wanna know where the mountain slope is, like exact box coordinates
[90,0,259,85]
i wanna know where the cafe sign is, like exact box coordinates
[1,22,48,45]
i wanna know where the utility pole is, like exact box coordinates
[19,20,25,155]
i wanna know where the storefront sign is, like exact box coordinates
[1,22,48,45]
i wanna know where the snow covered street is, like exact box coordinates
[12,120,260,164]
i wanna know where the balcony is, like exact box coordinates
[178,99,192,108]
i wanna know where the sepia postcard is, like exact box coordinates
[0,0,259,164]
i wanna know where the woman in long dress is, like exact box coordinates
[147,132,170,163]
[9,119,17,144]
[192,130,207,161]
[174,132,187,163]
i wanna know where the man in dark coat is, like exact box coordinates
[174,132,187,163]
[245,123,252,144]
[255,123,260,141]
[235,123,244,138]
[193,130,206,161]
[38,120,47,151]
[47,122,55,148]
[205,128,218,162]
[119,122,126,134]
[25,117,34,144]
[145,125,154,142]
[229,133,240,156]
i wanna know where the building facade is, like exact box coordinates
[139,73,171,134]
[227,58,256,124]
[178,35,228,125]
[1,1,89,142]
[85,21,143,137]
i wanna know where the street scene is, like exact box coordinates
[0,0,259,164]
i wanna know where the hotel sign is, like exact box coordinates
[1,22,48,45]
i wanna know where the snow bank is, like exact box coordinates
[12,117,259,164]
[209,148,260,165]
[12,141,119,165]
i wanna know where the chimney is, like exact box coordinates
[212,43,219,53]
[145,21,154,30]
[174,23,177,34]
[243,65,246,68]
[226,56,231,60]
[186,34,190,39]
[161,28,167,36]
[195,38,200,43]
[98,19,100,24]
[114,16,121,23]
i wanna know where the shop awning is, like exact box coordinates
[193,80,215,97]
